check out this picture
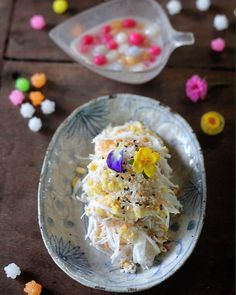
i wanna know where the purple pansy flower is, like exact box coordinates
[106,147,123,172]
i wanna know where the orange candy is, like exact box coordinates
[31,73,47,88]
[24,280,42,295]
[29,91,45,106]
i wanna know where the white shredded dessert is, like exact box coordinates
[75,121,182,273]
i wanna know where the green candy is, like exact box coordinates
[15,77,30,92]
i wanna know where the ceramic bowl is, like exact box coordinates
[49,0,194,84]
[38,94,206,292]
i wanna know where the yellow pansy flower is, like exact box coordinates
[133,147,160,178]
[201,111,225,135]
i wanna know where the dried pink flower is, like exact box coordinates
[185,74,208,102]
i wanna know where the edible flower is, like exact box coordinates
[200,111,225,135]
[185,74,208,102]
[133,147,160,178]
[106,146,123,172]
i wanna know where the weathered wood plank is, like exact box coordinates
[0,61,234,295]
[5,0,235,69]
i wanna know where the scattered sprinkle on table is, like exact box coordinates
[29,91,45,106]
[9,90,25,106]
[20,102,36,118]
[185,74,208,102]
[31,73,47,88]
[211,37,225,52]
[166,0,182,15]
[30,15,46,30]
[4,263,21,279]
[52,0,68,14]
[41,99,56,114]
[15,77,30,92]
[196,0,211,11]
[24,280,42,295]
[213,14,229,31]
[28,117,43,132]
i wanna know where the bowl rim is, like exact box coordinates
[38,94,206,292]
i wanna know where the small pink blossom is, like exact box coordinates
[211,37,225,52]
[185,75,208,102]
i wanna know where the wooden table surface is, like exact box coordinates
[0,1,234,294]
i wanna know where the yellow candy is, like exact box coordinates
[111,19,122,31]
[200,111,225,135]
[52,0,68,14]
[124,56,139,66]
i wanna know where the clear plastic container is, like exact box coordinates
[50,0,194,84]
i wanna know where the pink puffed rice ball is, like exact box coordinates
[211,37,225,52]
[9,89,25,106]
[30,15,46,30]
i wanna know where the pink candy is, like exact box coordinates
[129,32,144,45]
[79,44,90,54]
[102,25,111,34]
[211,37,225,52]
[149,45,161,56]
[30,15,46,30]
[93,55,107,66]
[122,18,136,28]
[102,34,113,44]
[9,90,25,106]
[106,39,118,50]
[82,34,94,45]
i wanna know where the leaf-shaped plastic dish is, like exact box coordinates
[38,94,206,292]
[49,0,194,84]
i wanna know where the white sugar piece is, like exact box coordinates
[196,0,211,11]
[144,24,160,37]
[213,14,229,31]
[20,103,35,118]
[28,116,42,132]
[166,0,182,15]
[41,99,56,114]
[126,46,142,57]
[106,50,119,62]
[115,32,128,44]
[4,263,21,279]
[118,43,129,54]
[93,44,107,55]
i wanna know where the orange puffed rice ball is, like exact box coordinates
[29,91,45,106]
[24,280,42,295]
[31,73,47,88]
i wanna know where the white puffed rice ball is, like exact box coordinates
[28,116,42,132]
[115,32,128,44]
[4,263,21,279]
[213,14,229,31]
[166,0,182,15]
[20,102,35,118]
[118,43,129,54]
[106,50,119,62]
[196,0,211,11]
[93,44,107,55]
[126,46,142,57]
[41,99,56,114]
[144,24,160,37]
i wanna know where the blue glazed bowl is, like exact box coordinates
[38,94,206,292]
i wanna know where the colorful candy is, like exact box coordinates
[200,111,225,135]
[211,38,225,52]
[29,91,45,106]
[15,77,30,92]
[213,15,229,31]
[93,55,107,66]
[196,0,211,11]
[20,103,36,118]
[166,0,182,15]
[24,280,42,295]
[4,263,21,279]
[9,90,25,106]
[122,18,136,28]
[41,99,56,114]
[52,0,68,14]
[129,32,145,45]
[30,15,46,30]
[31,73,47,88]
[28,117,43,132]
[74,17,162,71]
